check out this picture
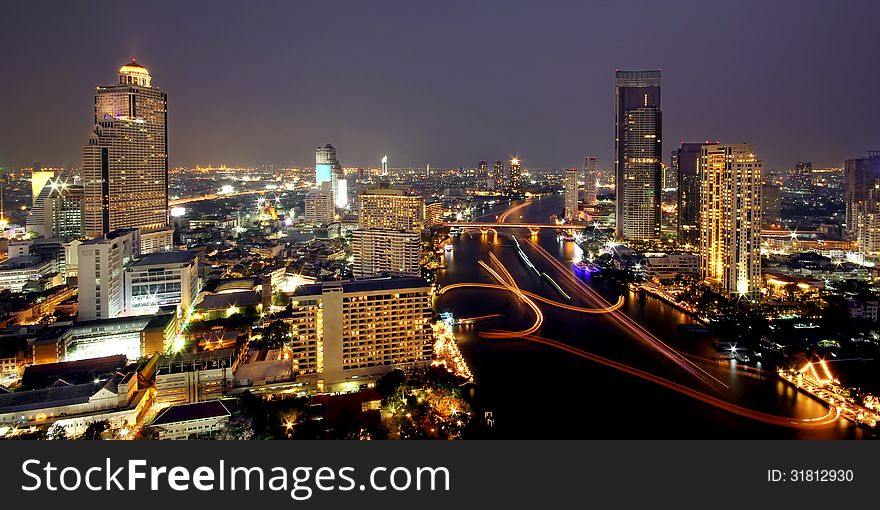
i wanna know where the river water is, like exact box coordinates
[435,195,863,439]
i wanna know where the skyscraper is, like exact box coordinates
[316,144,346,208]
[564,168,579,223]
[699,144,763,301]
[27,175,84,239]
[508,158,522,193]
[304,182,334,225]
[614,70,662,241]
[844,152,880,239]
[492,160,505,191]
[77,228,139,320]
[674,142,715,248]
[352,229,421,277]
[584,156,598,205]
[477,160,489,189]
[761,183,781,226]
[791,161,813,195]
[83,60,168,238]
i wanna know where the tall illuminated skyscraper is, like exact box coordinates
[614,70,662,241]
[584,156,598,205]
[83,60,168,238]
[316,144,346,208]
[492,160,505,191]
[564,168,579,223]
[699,143,762,300]
[508,158,522,193]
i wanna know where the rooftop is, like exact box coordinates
[151,399,234,426]
[292,276,430,297]
[130,250,199,268]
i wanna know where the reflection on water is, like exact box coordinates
[436,196,864,439]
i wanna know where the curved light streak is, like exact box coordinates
[524,335,840,429]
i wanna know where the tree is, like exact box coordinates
[262,319,290,349]
[80,420,110,440]
[375,369,406,399]
[46,424,69,440]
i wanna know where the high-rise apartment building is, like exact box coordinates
[358,185,425,231]
[584,156,598,205]
[77,228,140,320]
[761,183,782,226]
[352,229,421,277]
[790,161,813,195]
[674,142,714,248]
[844,152,880,239]
[492,160,505,191]
[615,70,662,241]
[304,182,334,226]
[699,144,763,301]
[287,277,433,390]
[564,168,579,223]
[83,61,168,238]
[477,160,489,189]
[508,158,522,193]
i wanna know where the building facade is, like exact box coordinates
[287,277,433,391]
[699,143,763,300]
[674,142,714,248]
[304,182,335,225]
[584,156,598,205]
[352,229,421,277]
[77,229,139,320]
[83,61,168,237]
[845,152,880,239]
[615,70,662,241]
[563,168,579,223]
[358,185,425,231]
[508,158,522,193]
[124,251,199,316]
[492,160,505,191]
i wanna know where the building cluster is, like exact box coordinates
[0,60,441,440]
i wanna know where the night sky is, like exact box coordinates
[2,0,879,171]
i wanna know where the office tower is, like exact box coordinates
[674,142,715,247]
[358,184,425,231]
[699,143,763,300]
[287,277,432,389]
[584,156,598,205]
[381,155,389,176]
[31,170,55,206]
[316,144,346,208]
[761,183,782,226]
[508,158,522,193]
[352,229,421,277]
[304,182,335,225]
[492,160,505,191]
[844,152,880,239]
[564,168,579,223]
[791,161,813,195]
[82,60,168,238]
[425,202,443,227]
[77,228,140,320]
[27,176,84,239]
[614,70,662,241]
[124,251,199,316]
[477,160,489,188]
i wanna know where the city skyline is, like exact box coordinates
[2,1,880,171]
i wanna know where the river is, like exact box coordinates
[435,195,864,438]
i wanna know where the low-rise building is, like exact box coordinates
[0,255,56,292]
[149,399,234,440]
[643,253,700,280]
[125,250,200,316]
[155,349,240,406]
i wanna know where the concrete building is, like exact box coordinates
[845,152,880,241]
[674,142,715,248]
[149,399,234,440]
[358,185,425,231]
[762,183,782,226]
[644,253,700,279]
[0,255,56,292]
[699,143,763,300]
[508,158,522,193]
[304,182,334,226]
[125,250,199,316]
[287,277,433,391]
[77,229,139,320]
[155,349,239,406]
[83,60,168,237]
[584,156,598,205]
[564,168,579,223]
[139,226,174,255]
[352,229,421,277]
[26,176,83,240]
[492,160,505,191]
[615,70,662,241]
